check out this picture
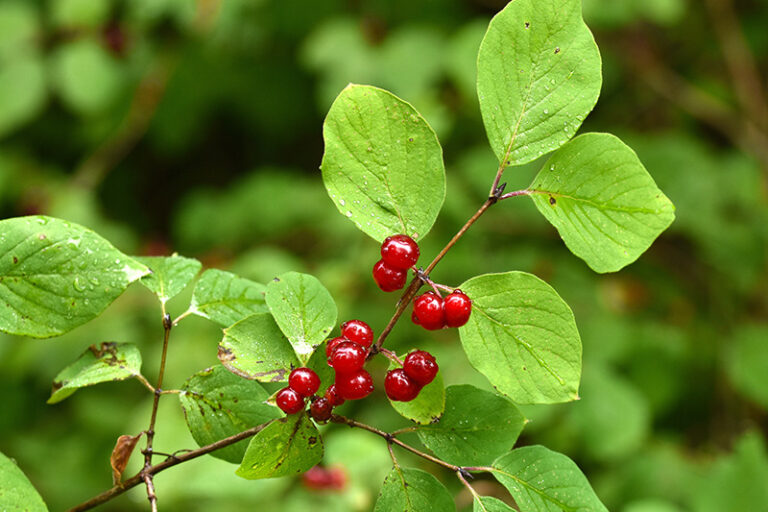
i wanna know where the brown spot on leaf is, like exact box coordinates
[308,436,317,445]
[524,21,530,28]
[51,380,63,392]
[12,256,17,264]
[554,47,560,54]
[549,196,556,205]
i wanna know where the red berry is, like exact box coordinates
[335,369,374,400]
[341,319,374,348]
[329,341,367,373]
[444,290,472,327]
[309,397,332,422]
[276,387,305,414]
[412,292,445,330]
[326,336,347,359]
[325,384,345,406]
[288,367,320,397]
[381,234,420,270]
[403,351,438,386]
[384,368,421,401]
[372,259,407,292]
[302,465,347,491]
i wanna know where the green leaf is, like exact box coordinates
[474,496,515,512]
[179,366,281,464]
[458,272,581,404]
[188,269,268,327]
[0,216,149,338]
[320,84,446,242]
[528,133,675,273]
[417,385,525,466]
[218,313,299,382]
[477,0,602,166]
[0,451,48,511]
[374,467,455,512]
[389,367,445,425]
[136,255,202,304]
[236,414,323,479]
[725,325,768,409]
[492,445,608,512]
[0,58,47,138]
[47,342,142,404]
[265,272,337,364]
[305,339,335,394]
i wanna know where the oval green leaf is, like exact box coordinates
[0,216,149,338]
[188,269,268,327]
[218,313,299,382]
[374,467,455,512]
[236,414,323,480]
[458,272,581,404]
[320,84,446,242]
[491,445,608,512]
[179,366,281,464]
[388,367,445,425]
[528,133,675,273]
[265,272,337,364]
[136,255,201,304]
[417,385,525,466]
[0,451,48,512]
[48,342,143,404]
[477,0,602,166]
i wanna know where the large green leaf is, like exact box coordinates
[235,414,323,479]
[492,445,608,512]
[188,269,268,327]
[320,84,446,242]
[0,216,149,338]
[458,272,581,404]
[218,313,299,382]
[47,342,143,404]
[136,255,201,304]
[528,133,675,273]
[374,467,455,512]
[179,366,281,464]
[477,0,601,166]
[389,368,445,425]
[265,272,337,363]
[417,385,525,466]
[0,451,48,511]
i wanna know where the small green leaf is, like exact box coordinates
[528,133,675,273]
[265,272,337,364]
[218,313,299,382]
[0,58,47,138]
[136,255,202,304]
[725,325,768,409]
[417,385,525,466]
[474,496,515,512]
[305,339,335,394]
[236,414,323,479]
[320,84,446,242]
[458,272,581,404]
[492,445,608,512]
[477,0,602,166]
[374,467,455,512]
[179,366,281,464]
[48,342,142,404]
[189,269,268,327]
[388,364,445,425]
[0,451,48,511]
[0,216,149,338]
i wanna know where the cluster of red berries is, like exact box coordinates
[412,289,472,330]
[372,234,420,292]
[384,350,439,402]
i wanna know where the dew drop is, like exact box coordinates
[345,211,353,217]
[73,277,87,292]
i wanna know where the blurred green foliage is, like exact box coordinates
[0,0,766,511]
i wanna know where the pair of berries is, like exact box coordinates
[326,319,374,401]
[372,234,419,292]
[276,367,321,415]
[412,290,472,330]
[384,351,439,402]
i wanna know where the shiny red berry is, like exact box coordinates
[326,336,347,359]
[302,465,347,491]
[309,397,333,422]
[335,369,374,400]
[341,319,374,348]
[384,368,421,402]
[403,351,438,386]
[412,292,445,330]
[325,384,345,406]
[329,341,367,373]
[288,367,320,397]
[372,259,407,292]
[381,234,420,270]
[276,387,305,414]
[444,290,472,327]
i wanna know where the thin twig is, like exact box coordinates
[133,373,156,394]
